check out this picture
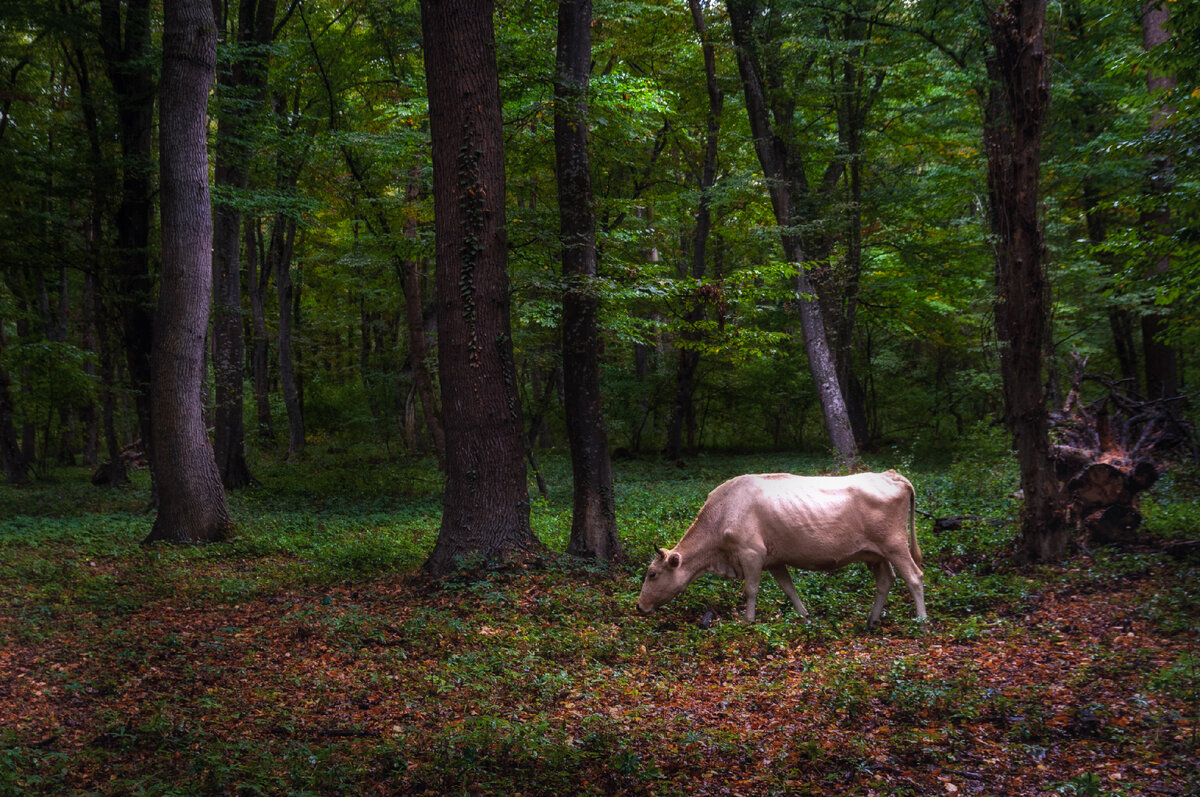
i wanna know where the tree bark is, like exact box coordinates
[667,0,724,462]
[420,0,538,574]
[0,325,26,484]
[983,0,1070,561]
[271,202,305,458]
[146,0,232,544]
[64,36,106,469]
[1079,179,1140,386]
[555,0,621,562]
[831,13,878,447]
[1140,1,1178,401]
[727,0,858,467]
[398,171,445,467]
[211,0,276,488]
[246,217,274,439]
[300,9,444,464]
[98,0,157,478]
[96,305,128,487]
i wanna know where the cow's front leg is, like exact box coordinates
[769,565,810,621]
[866,560,895,627]
[741,563,763,623]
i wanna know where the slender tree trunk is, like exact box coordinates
[16,313,35,467]
[984,0,1069,561]
[98,0,156,475]
[1140,1,1178,400]
[727,0,858,466]
[65,38,106,469]
[1079,180,1140,385]
[68,40,125,482]
[146,0,231,544]
[211,189,254,485]
[263,88,305,457]
[97,303,128,487]
[211,0,276,487]
[667,0,724,462]
[555,0,621,562]
[246,217,274,438]
[398,170,445,467]
[832,16,877,447]
[79,274,99,468]
[420,0,538,574]
[271,206,304,457]
[0,321,26,484]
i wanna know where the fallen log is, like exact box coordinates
[929,515,1006,533]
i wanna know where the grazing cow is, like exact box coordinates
[635,471,926,625]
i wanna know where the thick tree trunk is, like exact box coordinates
[146,0,231,544]
[98,0,156,477]
[420,0,537,574]
[727,0,858,467]
[984,0,1070,561]
[555,0,621,562]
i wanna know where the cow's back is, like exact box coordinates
[708,473,911,569]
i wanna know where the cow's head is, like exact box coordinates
[635,547,687,615]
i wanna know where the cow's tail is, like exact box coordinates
[897,472,921,566]
[907,479,922,568]
[885,469,922,567]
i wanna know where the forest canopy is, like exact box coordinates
[0,0,1196,485]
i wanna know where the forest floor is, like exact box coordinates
[1,448,1197,796]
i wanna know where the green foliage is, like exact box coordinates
[3,0,1197,479]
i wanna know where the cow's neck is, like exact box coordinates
[676,524,738,582]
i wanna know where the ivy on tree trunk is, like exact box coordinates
[420,0,538,574]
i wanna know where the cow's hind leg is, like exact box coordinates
[768,565,810,621]
[866,560,895,627]
[888,552,927,622]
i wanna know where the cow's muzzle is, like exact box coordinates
[635,602,653,616]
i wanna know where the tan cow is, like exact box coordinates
[635,471,927,625]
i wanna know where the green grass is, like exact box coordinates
[1,444,1196,795]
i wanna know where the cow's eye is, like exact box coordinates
[647,571,657,580]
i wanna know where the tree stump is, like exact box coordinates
[1050,354,1194,545]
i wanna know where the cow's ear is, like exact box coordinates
[666,552,682,569]
[657,547,671,561]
